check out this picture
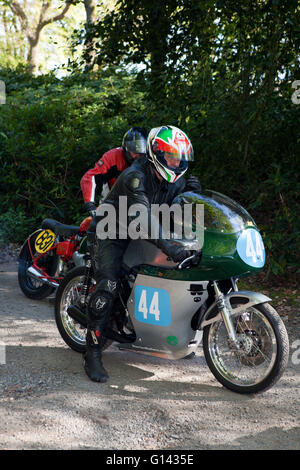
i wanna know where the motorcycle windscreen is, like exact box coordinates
[172,190,256,235]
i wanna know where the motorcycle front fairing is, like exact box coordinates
[121,273,208,359]
[136,190,266,281]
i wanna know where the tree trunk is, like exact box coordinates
[2,9,10,55]
[148,4,169,103]
[27,35,40,74]
[7,0,73,74]
[84,0,97,23]
[83,0,98,71]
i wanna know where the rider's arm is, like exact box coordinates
[80,148,128,210]
[123,172,193,262]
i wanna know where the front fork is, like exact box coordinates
[80,257,92,306]
[213,281,240,349]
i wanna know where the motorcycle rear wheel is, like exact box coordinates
[203,302,289,394]
[55,266,112,353]
[18,233,56,300]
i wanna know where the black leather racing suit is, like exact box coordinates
[87,156,197,343]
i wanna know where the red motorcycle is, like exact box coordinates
[18,216,92,299]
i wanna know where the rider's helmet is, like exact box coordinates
[146,125,194,183]
[122,127,148,164]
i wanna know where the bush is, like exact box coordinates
[0,66,299,283]
[0,66,146,229]
[0,207,36,244]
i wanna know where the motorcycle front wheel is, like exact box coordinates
[203,302,289,394]
[55,266,112,353]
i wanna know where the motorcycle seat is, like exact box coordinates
[41,218,80,238]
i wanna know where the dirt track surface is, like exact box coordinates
[0,260,299,450]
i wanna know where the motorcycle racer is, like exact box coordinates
[80,127,148,217]
[84,125,202,382]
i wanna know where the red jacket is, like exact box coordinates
[80,147,129,204]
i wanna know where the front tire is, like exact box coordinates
[203,302,289,394]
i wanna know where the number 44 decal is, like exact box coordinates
[237,228,265,268]
[138,290,160,321]
[134,286,171,326]
[246,230,264,263]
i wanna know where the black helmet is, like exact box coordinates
[122,127,148,164]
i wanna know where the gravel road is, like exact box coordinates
[0,260,299,450]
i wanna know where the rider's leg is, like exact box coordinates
[84,239,129,382]
[84,289,114,382]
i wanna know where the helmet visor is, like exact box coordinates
[125,137,147,155]
[152,127,194,173]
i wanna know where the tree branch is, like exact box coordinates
[4,0,74,70]
[40,1,72,29]
[9,0,28,33]
[38,1,51,28]
[6,1,73,37]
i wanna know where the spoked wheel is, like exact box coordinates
[203,302,289,394]
[55,266,112,353]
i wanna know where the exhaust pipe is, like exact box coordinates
[27,266,59,288]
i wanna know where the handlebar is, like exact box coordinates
[177,251,201,270]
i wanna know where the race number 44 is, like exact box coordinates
[138,290,160,321]
[134,286,171,326]
[237,228,265,268]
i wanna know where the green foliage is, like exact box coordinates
[0,65,146,230]
[0,0,300,283]
[0,207,36,244]
[78,0,299,280]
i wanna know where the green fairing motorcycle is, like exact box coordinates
[55,190,289,394]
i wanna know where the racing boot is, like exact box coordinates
[84,328,109,383]
[84,285,115,382]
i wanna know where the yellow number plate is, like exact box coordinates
[34,229,56,253]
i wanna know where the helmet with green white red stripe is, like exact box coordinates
[147,125,194,183]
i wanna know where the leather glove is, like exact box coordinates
[173,248,202,267]
[84,201,97,218]
[185,175,201,193]
[162,241,194,263]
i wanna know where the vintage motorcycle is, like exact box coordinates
[54,190,289,394]
[18,216,91,299]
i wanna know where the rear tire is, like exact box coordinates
[18,233,56,300]
[55,266,112,353]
